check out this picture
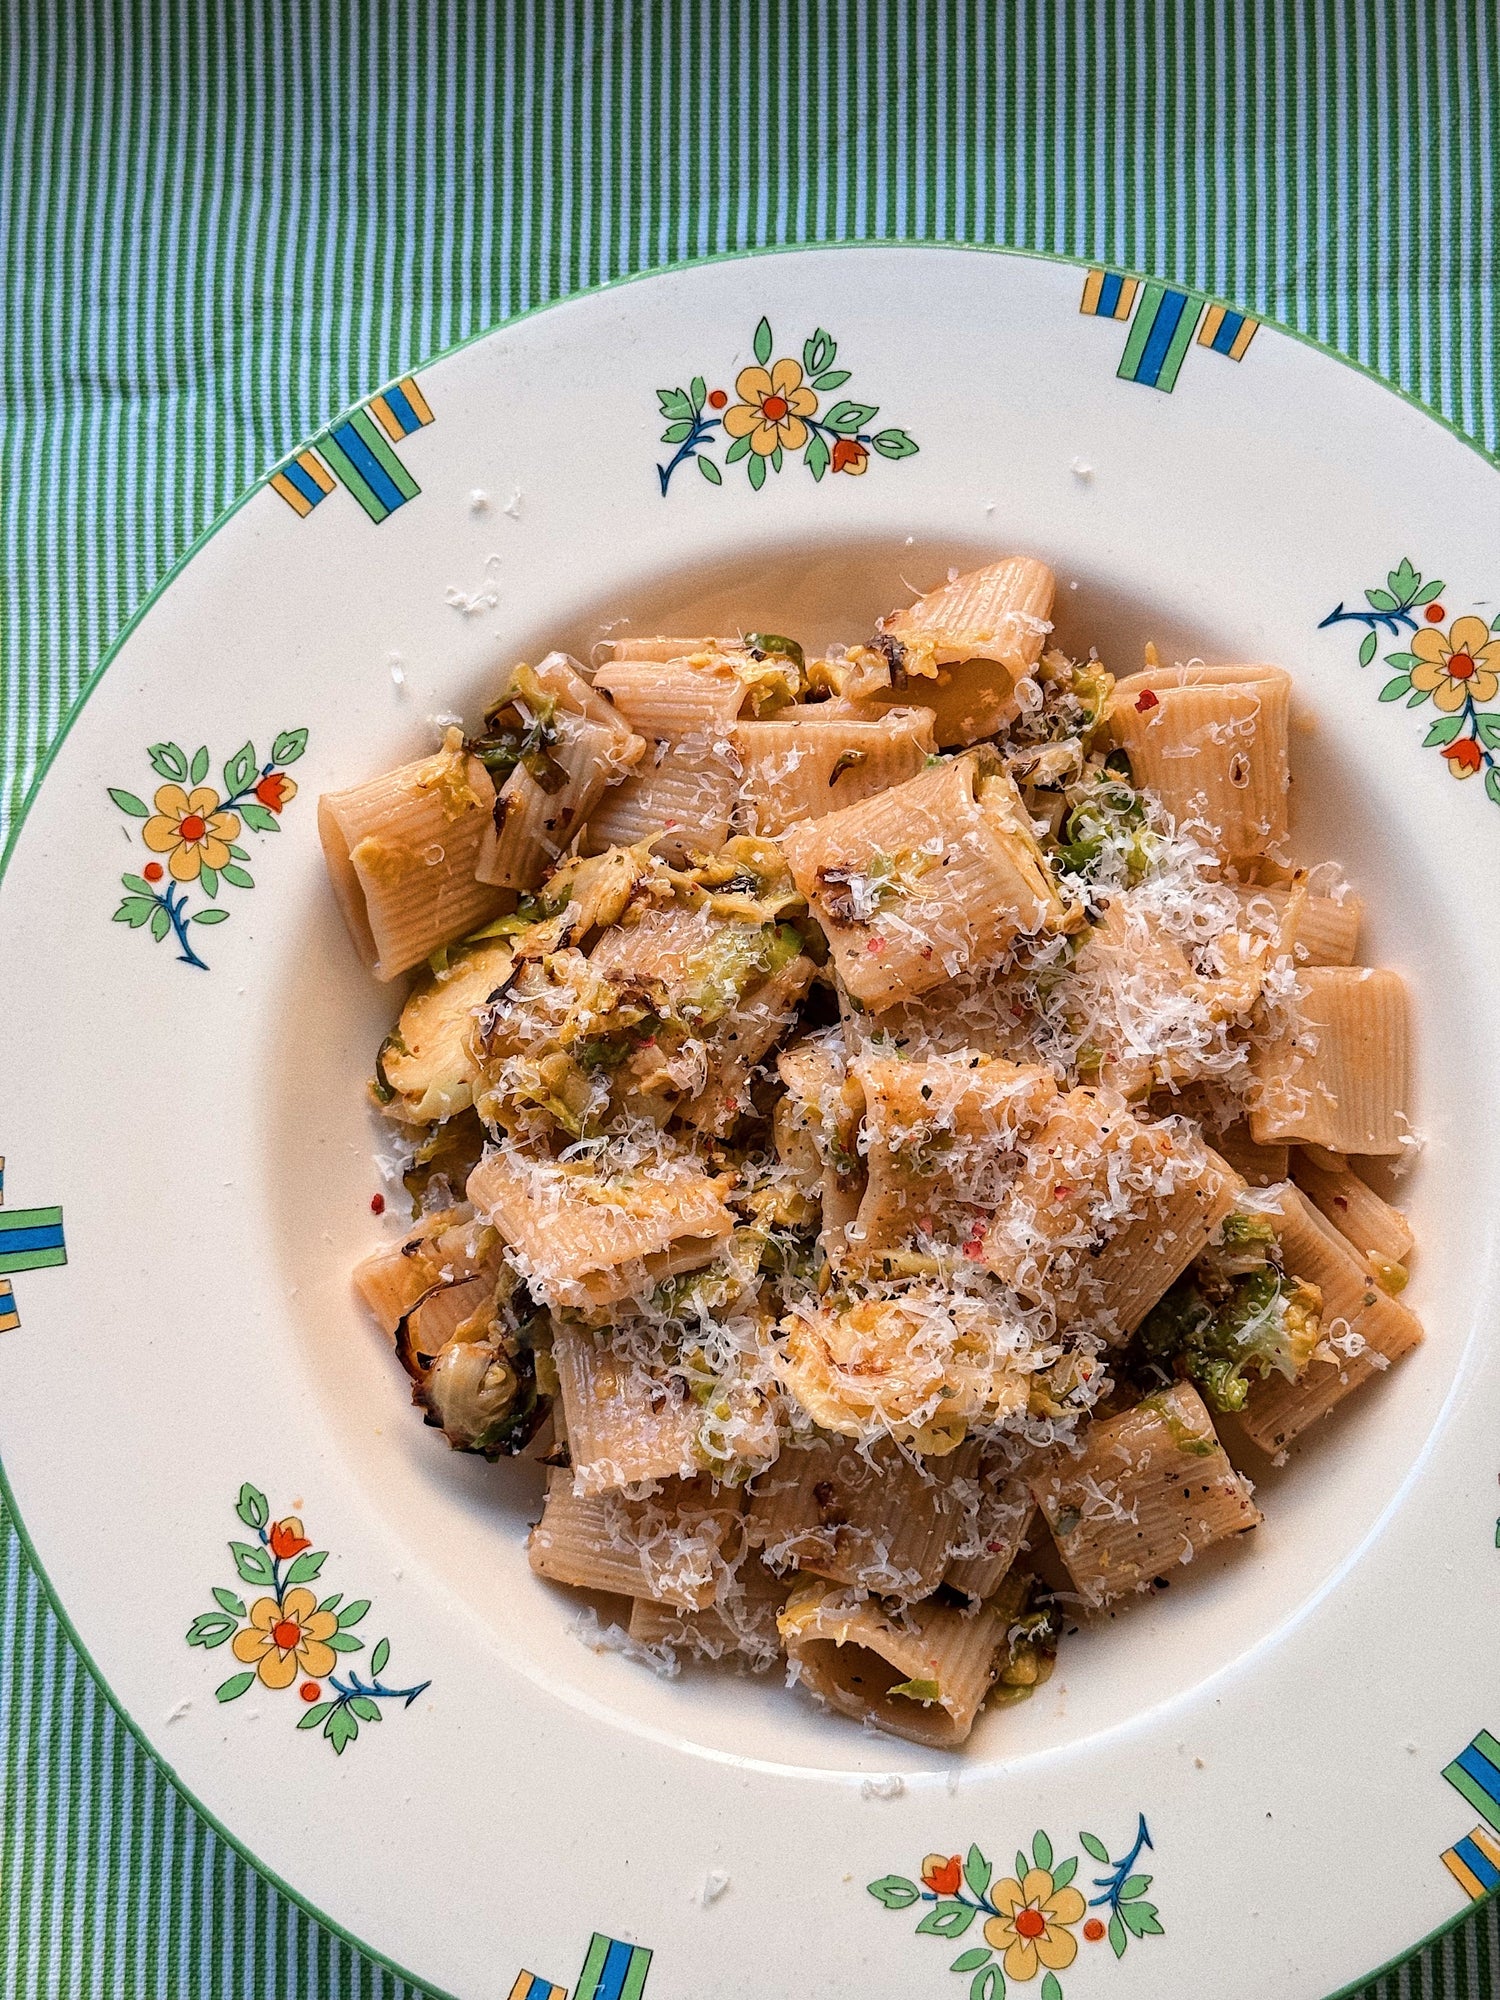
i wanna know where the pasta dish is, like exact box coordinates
[320,556,1419,1747]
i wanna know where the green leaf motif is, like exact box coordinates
[317,1591,343,1614]
[657,387,692,420]
[1475,714,1500,750]
[114,897,155,928]
[811,368,851,391]
[1384,650,1418,668]
[1117,1873,1151,1900]
[1365,587,1398,612]
[916,1901,977,1939]
[969,1967,1004,2000]
[186,1611,237,1649]
[108,787,150,817]
[724,435,751,464]
[284,1549,328,1586]
[660,420,694,443]
[349,1695,383,1723]
[866,1876,919,1909]
[1358,630,1377,667]
[1120,1899,1161,1937]
[230,1541,275,1587]
[325,1705,359,1754]
[297,1701,334,1730]
[1423,716,1464,747]
[212,1586,247,1617]
[747,453,767,491]
[370,1636,391,1678]
[1486,767,1500,807]
[236,1484,269,1529]
[824,398,878,434]
[697,456,722,485]
[149,741,189,782]
[226,841,250,860]
[149,906,171,942]
[1109,1910,1127,1958]
[1078,1831,1109,1863]
[1014,1851,1029,1885]
[121,873,156,897]
[1414,578,1446,605]
[240,801,281,832]
[220,863,254,889]
[963,1844,992,1899]
[337,1598,370,1628]
[689,375,705,412]
[872,427,920,459]
[803,328,835,376]
[1050,1855,1077,1891]
[1406,685,1433,708]
[271,727,309,765]
[192,908,230,925]
[223,743,257,795]
[770,444,784,473]
[215,1671,256,1703]
[189,745,209,785]
[1032,1829,1054,1874]
[1378,674,1412,702]
[1388,558,1420,597]
[327,1630,365,1653]
[1040,1974,1062,2000]
[950,1948,991,1974]
[752,316,773,366]
[198,864,219,898]
[805,431,830,482]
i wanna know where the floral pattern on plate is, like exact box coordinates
[1320,558,1500,799]
[107,729,307,968]
[869,1818,1161,1997]
[655,317,918,493]
[185,1484,429,1754]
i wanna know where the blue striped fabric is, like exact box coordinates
[1,4,1495,1996]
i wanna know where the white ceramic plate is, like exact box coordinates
[4,247,1499,2000]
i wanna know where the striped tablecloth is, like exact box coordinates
[2,5,1495,1994]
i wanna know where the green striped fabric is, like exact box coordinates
[0,3,1494,1993]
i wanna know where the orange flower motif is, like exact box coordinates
[1410,614,1500,712]
[982,1866,1086,1981]
[230,1586,338,1690]
[831,438,868,475]
[921,1853,963,1896]
[141,784,241,881]
[1441,737,1484,779]
[254,771,297,812]
[268,1516,312,1560]
[722,357,819,456]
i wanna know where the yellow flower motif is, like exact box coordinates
[981,1867,1086,1981]
[1410,614,1500,712]
[141,784,242,881]
[230,1586,339,1690]
[722,357,819,456]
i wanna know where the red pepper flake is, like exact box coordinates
[867,937,885,952]
[920,946,933,960]
[962,1228,986,1261]
[1135,689,1160,713]
[370,1193,386,1215]
[1052,1183,1074,1201]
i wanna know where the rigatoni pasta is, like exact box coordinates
[328,555,1422,1748]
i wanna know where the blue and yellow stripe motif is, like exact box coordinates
[1443,1823,1500,1901]
[270,375,433,522]
[0,1280,18,1334]
[1079,266,1138,320]
[574,1932,652,2000]
[0,1206,67,1275]
[269,448,336,517]
[1197,300,1259,360]
[508,1973,566,2000]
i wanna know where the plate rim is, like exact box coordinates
[2,236,1495,1997]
